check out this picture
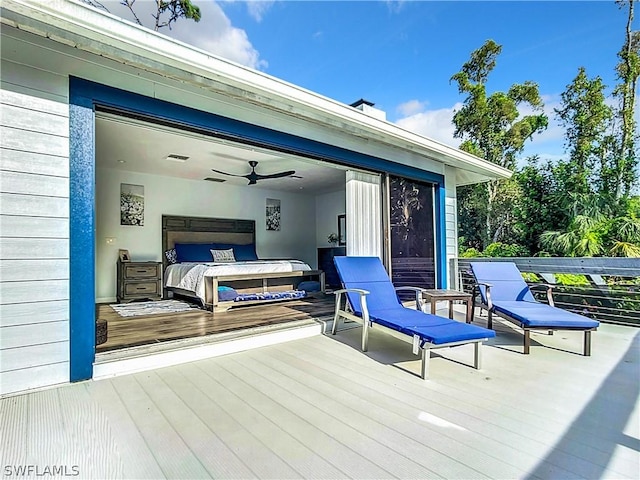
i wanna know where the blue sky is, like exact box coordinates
[102,0,635,166]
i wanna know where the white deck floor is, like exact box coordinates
[1,312,639,479]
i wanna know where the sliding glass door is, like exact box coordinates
[388,175,436,293]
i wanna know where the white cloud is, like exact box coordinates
[396,99,429,117]
[245,0,276,22]
[99,0,266,69]
[394,102,462,148]
[394,94,571,163]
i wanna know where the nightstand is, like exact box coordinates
[116,260,162,303]
[317,246,346,289]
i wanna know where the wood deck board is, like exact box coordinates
[177,361,341,479]
[26,389,66,465]
[269,339,529,479]
[0,391,28,465]
[157,366,300,479]
[213,355,412,479]
[303,326,635,479]
[109,374,211,479]
[134,370,256,479]
[56,384,124,479]
[1,321,638,480]
[86,380,166,479]
[220,350,462,479]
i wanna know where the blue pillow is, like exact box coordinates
[232,243,258,261]
[174,242,258,263]
[174,243,216,263]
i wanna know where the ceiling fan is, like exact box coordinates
[211,160,297,185]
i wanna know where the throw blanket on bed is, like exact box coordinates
[165,260,312,303]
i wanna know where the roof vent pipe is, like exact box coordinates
[349,98,386,121]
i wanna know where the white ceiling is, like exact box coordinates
[95,113,348,194]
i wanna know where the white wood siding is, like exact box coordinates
[444,166,459,289]
[0,74,71,395]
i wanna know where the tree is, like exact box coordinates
[451,40,548,248]
[554,67,613,200]
[610,0,640,199]
[82,0,201,31]
[510,157,566,253]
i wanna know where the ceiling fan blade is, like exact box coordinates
[211,168,246,178]
[255,170,296,180]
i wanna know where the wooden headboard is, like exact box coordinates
[161,215,256,273]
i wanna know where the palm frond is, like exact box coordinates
[609,241,640,258]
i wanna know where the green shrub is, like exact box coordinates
[460,248,484,258]
[483,242,529,257]
[555,273,590,286]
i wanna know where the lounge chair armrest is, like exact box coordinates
[333,288,371,323]
[394,286,426,293]
[333,288,370,296]
[529,283,555,307]
[394,286,427,310]
[474,282,493,310]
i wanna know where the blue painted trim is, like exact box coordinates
[69,78,96,382]
[69,78,444,185]
[435,184,447,288]
[67,77,449,378]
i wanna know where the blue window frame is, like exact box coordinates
[69,77,446,381]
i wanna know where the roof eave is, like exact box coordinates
[1,0,512,183]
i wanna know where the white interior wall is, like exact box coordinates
[96,168,317,302]
[315,190,346,248]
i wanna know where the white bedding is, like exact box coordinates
[165,260,312,303]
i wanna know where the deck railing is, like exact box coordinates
[451,257,640,327]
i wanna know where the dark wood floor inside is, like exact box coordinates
[96,295,335,353]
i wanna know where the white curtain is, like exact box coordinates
[345,170,382,258]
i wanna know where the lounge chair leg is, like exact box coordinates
[362,320,369,352]
[331,294,341,335]
[471,295,476,323]
[584,330,592,356]
[524,330,531,354]
[474,341,482,370]
[421,347,430,380]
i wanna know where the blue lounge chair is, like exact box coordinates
[469,262,599,355]
[331,256,496,379]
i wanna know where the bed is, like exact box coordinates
[162,215,325,311]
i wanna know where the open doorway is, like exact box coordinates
[94,111,350,352]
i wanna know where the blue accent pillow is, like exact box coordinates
[174,242,258,263]
[174,243,216,263]
[232,243,258,261]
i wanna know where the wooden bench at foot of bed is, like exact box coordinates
[205,270,326,312]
